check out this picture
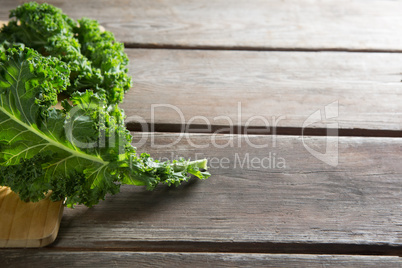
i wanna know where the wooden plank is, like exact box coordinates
[52,133,402,254]
[0,251,401,267]
[0,187,64,248]
[121,49,402,134]
[2,0,402,51]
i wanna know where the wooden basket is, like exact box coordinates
[0,187,64,248]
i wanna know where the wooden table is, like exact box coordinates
[1,0,402,266]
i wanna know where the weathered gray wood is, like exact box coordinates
[2,0,402,51]
[52,133,402,254]
[1,251,401,267]
[121,49,402,133]
[2,4,402,134]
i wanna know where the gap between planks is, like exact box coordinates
[39,242,402,257]
[0,251,401,267]
[124,43,402,54]
[126,122,402,138]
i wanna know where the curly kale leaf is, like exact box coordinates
[0,47,120,207]
[0,2,76,49]
[0,47,209,207]
[0,151,54,203]
[0,2,130,105]
[74,18,131,103]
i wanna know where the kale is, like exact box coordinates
[0,3,209,208]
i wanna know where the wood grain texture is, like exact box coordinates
[0,251,401,267]
[2,0,402,51]
[50,133,402,254]
[121,49,402,133]
[0,187,64,248]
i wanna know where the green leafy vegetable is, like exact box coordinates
[0,2,130,105]
[0,3,210,208]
